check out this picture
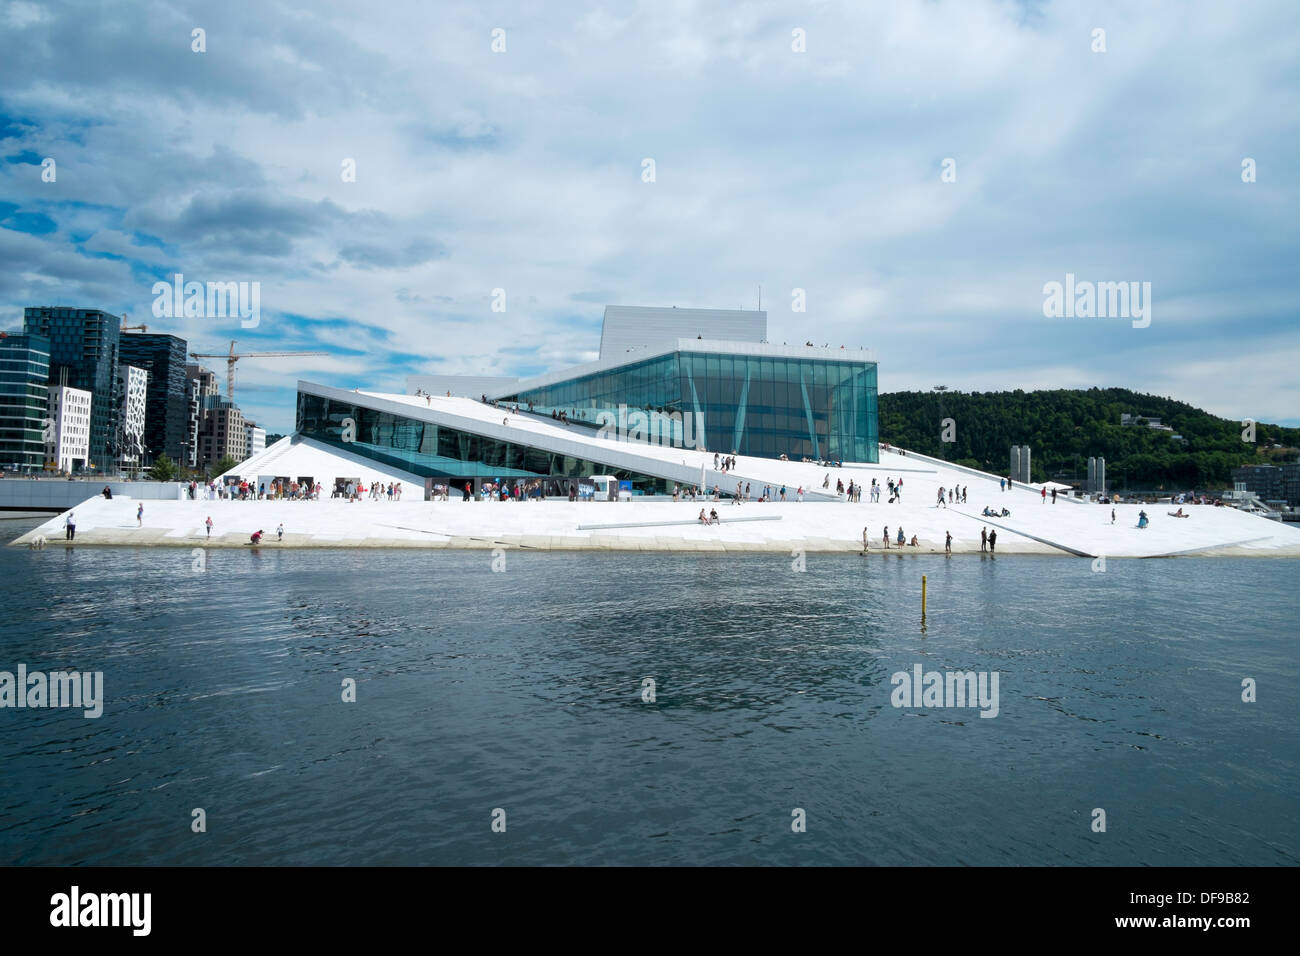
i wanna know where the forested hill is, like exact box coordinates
[877,388,1299,489]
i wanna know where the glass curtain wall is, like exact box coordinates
[505,351,878,463]
[297,392,675,493]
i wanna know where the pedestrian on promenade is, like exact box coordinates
[945,531,952,554]
[1111,508,1116,525]
[883,525,890,549]
[1041,487,1047,503]
[988,529,997,553]
[1000,478,1005,492]
[1051,488,1057,504]
[65,510,76,541]
[277,523,284,541]
[137,503,144,527]
[205,516,213,538]
[981,527,987,552]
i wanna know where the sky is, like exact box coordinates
[1,0,1296,433]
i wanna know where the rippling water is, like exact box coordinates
[1,526,1296,865]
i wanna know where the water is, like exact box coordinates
[1,528,1296,865]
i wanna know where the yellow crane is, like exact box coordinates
[190,340,328,402]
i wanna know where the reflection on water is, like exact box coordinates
[1,544,1296,865]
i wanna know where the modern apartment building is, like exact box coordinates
[118,332,190,464]
[46,384,92,472]
[23,307,122,471]
[117,364,149,465]
[0,332,51,473]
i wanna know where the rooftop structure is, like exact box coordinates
[598,305,766,360]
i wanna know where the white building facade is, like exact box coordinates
[118,364,149,464]
[46,385,92,473]
[245,423,266,460]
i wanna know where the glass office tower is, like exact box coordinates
[0,333,52,472]
[500,347,878,463]
[119,333,190,464]
[23,307,122,472]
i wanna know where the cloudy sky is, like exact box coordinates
[2,0,1296,433]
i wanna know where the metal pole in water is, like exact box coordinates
[921,574,927,631]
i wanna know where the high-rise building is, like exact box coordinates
[0,332,51,473]
[187,363,247,469]
[117,364,149,465]
[245,422,266,460]
[23,307,122,472]
[198,401,246,469]
[46,384,92,472]
[184,364,218,469]
[118,333,189,464]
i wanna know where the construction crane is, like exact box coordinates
[121,324,149,333]
[189,340,327,402]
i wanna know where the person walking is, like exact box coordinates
[988,529,997,554]
[277,523,284,541]
[1000,478,1005,493]
[862,527,870,553]
[980,527,987,552]
[137,503,144,527]
[1041,487,1047,503]
[1051,488,1057,504]
[945,530,952,554]
[205,516,213,539]
[65,510,76,541]
[883,526,891,549]
[1111,507,1116,525]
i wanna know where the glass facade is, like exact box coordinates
[0,333,51,472]
[297,392,677,494]
[500,349,878,463]
[119,333,190,464]
[23,307,122,472]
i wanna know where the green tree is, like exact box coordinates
[210,454,239,477]
[148,453,177,481]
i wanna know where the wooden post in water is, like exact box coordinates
[921,574,927,631]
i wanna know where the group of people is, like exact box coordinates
[714,453,738,472]
[879,525,920,548]
[934,485,968,507]
[205,479,323,501]
[697,508,721,525]
[333,480,403,502]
